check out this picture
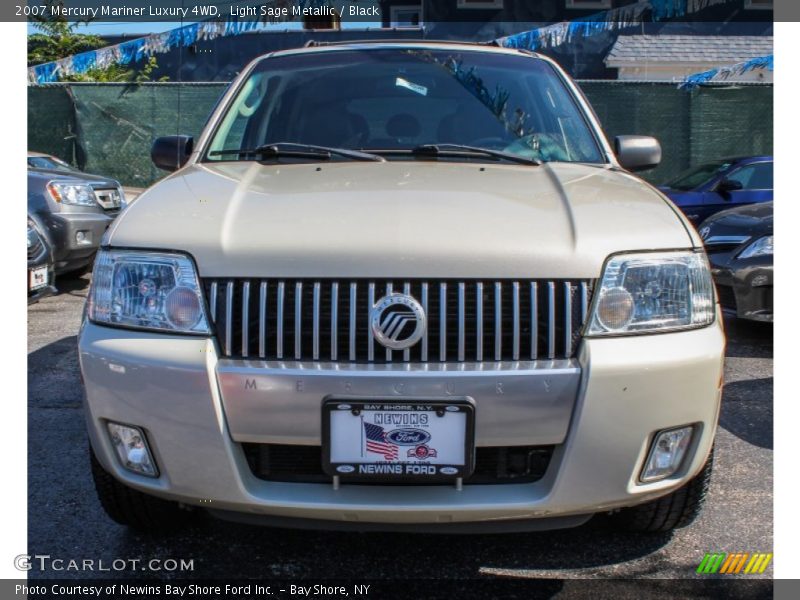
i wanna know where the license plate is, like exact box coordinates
[322,399,474,481]
[29,266,48,291]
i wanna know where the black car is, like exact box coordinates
[28,214,56,304]
[699,202,773,322]
[28,152,125,276]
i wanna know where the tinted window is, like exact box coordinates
[666,160,733,191]
[205,49,604,164]
[725,162,773,190]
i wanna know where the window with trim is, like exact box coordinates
[390,5,422,27]
[566,0,612,9]
[457,0,504,9]
[724,162,773,190]
[744,0,773,9]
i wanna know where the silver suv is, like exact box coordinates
[80,42,723,534]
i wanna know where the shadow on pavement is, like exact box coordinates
[723,316,772,359]
[719,377,773,449]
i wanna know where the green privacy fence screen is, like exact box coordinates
[28,81,772,188]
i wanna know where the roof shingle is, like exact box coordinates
[605,35,773,65]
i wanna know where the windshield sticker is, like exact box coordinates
[395,77,428,96]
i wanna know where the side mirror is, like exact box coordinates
[716,178,744,196]
[614,135,662,172]
[151,135,193,172]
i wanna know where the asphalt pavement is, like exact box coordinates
[26,274,773,584]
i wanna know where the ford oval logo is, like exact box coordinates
[336,465,355,473]
[440,467,458,475]
[386,428,431,446]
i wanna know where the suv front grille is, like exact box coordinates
[242,443,554,485]
[204,279,593,363]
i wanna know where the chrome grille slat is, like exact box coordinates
[547,282,556,360]
[439,283,447,362]
[209,282,218,323]
[530,281,538,360]
[403,282,411,362]
[349,282,357,362]
[564,281,572,357]
[331,282,339,361]
[457,282,466,362]
[367,283,375,362]
[512,282,520,361]
[385,282,393,362]
[476,282,483,361]
[294,282,303,360]
[224,282,233,356]
[494,282,502,361]
[421,283,429,362]
[580,281,589,323]
[312,282,321,361]
[276,281,285,359]
[241,281,250,358]
[206,278,592,363]
[258,281,267,358]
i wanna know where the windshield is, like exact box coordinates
[28,155,79,172]
[666,160,733,191]
[204,48,605,164]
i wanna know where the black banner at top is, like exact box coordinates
[9,0,782,23]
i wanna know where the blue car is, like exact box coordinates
[659,156,773,227]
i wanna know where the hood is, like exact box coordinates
[657,186,705,207]
[28,167,120,188]
[108,161,692,279]
[700,201,773,239]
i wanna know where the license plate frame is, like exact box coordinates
[321,398,475,482]
[28,266,48,291]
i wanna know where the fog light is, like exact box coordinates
[76,230,92,245]
[640,425,693,482]
[107,422,157,477]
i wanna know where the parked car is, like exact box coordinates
[81,42,723,535]
[699,202,773,322]
[27,214,56,304]
[659,156,773,226]
[28,152,126,276]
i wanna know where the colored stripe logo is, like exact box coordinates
[697,552,772,575]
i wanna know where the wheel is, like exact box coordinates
[90,448,193,532]
[612,446,714,533]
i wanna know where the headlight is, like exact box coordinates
[117,187,127,209]
[88,249,210,334]
[588,251,714,336]
[27,219,38,249]
[737,235,773,259]
[47,181,96,206]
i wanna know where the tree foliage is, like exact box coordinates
[28,15,169,82]
[27,20,104,66]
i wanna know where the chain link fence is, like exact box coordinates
[28,81,772,188]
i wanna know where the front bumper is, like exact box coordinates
[710,253,773,322]
[79,318,724,528]
[45,212,115,273]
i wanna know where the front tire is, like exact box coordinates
[612,446,713,533]
[90,449,193,532]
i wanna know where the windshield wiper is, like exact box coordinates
[366,144,541,166]
[409,144,542,166]
[209,143,385,162]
